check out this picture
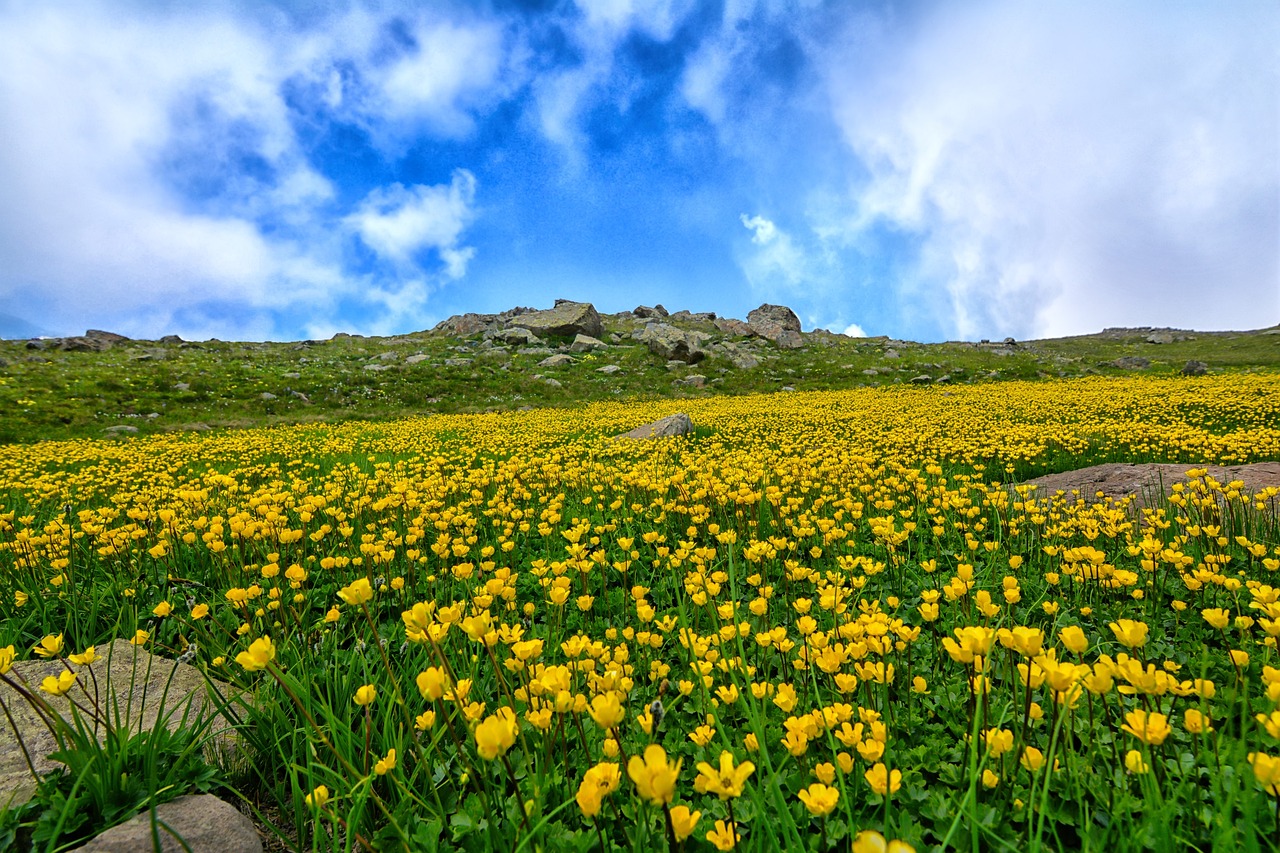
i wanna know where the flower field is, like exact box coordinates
[2,374,1280,851]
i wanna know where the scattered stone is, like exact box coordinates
[597,365,622,374]
[158,334,184,344]
[633,305,669,319]
[507,301,604,339]
[713,317,752,337]
[363,363,392,371]
[678,375,707,388]
[727,351,759,370]
[538,354,574,368]
[442,359,472,368]
[635,323,707,363]
[1182,360,1208,376]
[432,313,499,337]
[747,304,805,348]
[616,412,694,440]
[290,391,310,403]
[570,334,608,352]
[883,349,899,359]
[910,375,933,384]
[496,327,541,346]
[404,354,429,365]
[174,383,191,391]
[781,385,796,392]
[377,351,399,361]
[668,310,717,323]
[67,794,261,853]
[1111,356,1150,370]
[543,377,563,388]
[183,423,211,432]
[259,392,277,400]
[103,425,138,434]
[1146,332,1174,344]
[517,346,553,356]
[862,369,880,376]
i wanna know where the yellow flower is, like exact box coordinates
[130,629,149,646]
[1125,749,1149,774]
[416,667,449,701]
[374,748,397,775]
[689,723,716,747]
[305,785,330,808]
[797,782,839,816]
[773,683,798,712]
[852,830,917,853]
[997,626,1043,657]
[152,600,172,617]
[627,744,681,806]
[235,635,276,671]
[864,762,902,796]
[694,751,755,800]
[325,606,341,623]
[190,603,209,620]
[669,805,701,842]
[1184,708,1213,734]
[415,711,436,730]
[1108,619,1149,649]
[0,645,13,675]
[1020,746,1045,772]
[576,595,595,611]
[1121,709,1172,746]
[588,692,626,729]
[475,709,519,761]
[68,646,97,666]
[354,684,377,706]
[1202,608,1231,630]
[40,669,77,696]
[705,818,740,851]
[14,590,28,607]
[33,634,63,658]
[1250,752,1280,795]
[984,728,1014,758]
[337,578,373,605]
[982,769,1000,789]
[575,761,621,817]
[1058,625,1088,654]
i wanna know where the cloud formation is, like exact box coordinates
[820,0,1279,338]
[347,172,478,277]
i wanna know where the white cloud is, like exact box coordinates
[346,172,479,277]
[821,0,1280,339]
[0,3,498,340]
[841,322,867,338]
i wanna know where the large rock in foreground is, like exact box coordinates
[1,640,236,807]
[68,794,261,853]
[616,413,694,440]
[507,301,603,339]
[747,304,805,349]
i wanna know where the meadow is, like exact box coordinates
[2,374,1280,851]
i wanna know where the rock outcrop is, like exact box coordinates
[747,304,805,349]
[68,794,262,853]
[616,413,694,440]
[507,301,603,339]
[634,323,707,364]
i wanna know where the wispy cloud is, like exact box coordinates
[346,171,478,277]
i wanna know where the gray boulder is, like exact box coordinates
[1112,356,1150,370]
[747,304,804,348]
[713,318,752,337]
[1,640,238,807]
[616,412,694,440]
[633,305,669,319]
[538,354,574,368]
[496,327,541,346]
[1182,360,1208,376]
[507,301,603,339]
[596,365,622,374]
[68,794,261,853]
[570,334,608,352]
[433,313,499,337]
[635,323,707,364]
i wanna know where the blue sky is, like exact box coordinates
[0,0,1276,342]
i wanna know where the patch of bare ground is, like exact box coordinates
[1016,462,1280,512]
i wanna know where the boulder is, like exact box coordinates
[633,305,669,319]
[635,323,707,364]
[596,365,622,374]
[404,354,429,365]
[713,318,752,337]
[538,354,574,368]
[507,302,603,339]
[1,640,237,807]
[67,794,261,853]
[569,334,608,352]
[1112,356,1150,370]
[747,304,804,348]
[616,413,694,440]
[433,313,499,337]
[496,327,541,346]
[1182,360,1208,376]
[678,375,707,388]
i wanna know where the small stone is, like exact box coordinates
[780,385,796,392]
[404,354,429,365]
[259,392,277,400]
[67,794,262,853]
[1111,356,1150,370]
[597,365,622,374]
[543,377,563,388]
[538,354,574,368]
[910,375,932,384]
[570,334,608,352]
[679,375,707,388]
[883,349,899,359]
[103,425,138,434]
[442,358,472,368]
[174,383,191,391]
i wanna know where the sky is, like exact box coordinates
[0,0,1276,343]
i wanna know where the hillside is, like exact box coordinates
[2,300,1277,443]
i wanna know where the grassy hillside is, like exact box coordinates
[2,310,1277,444]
